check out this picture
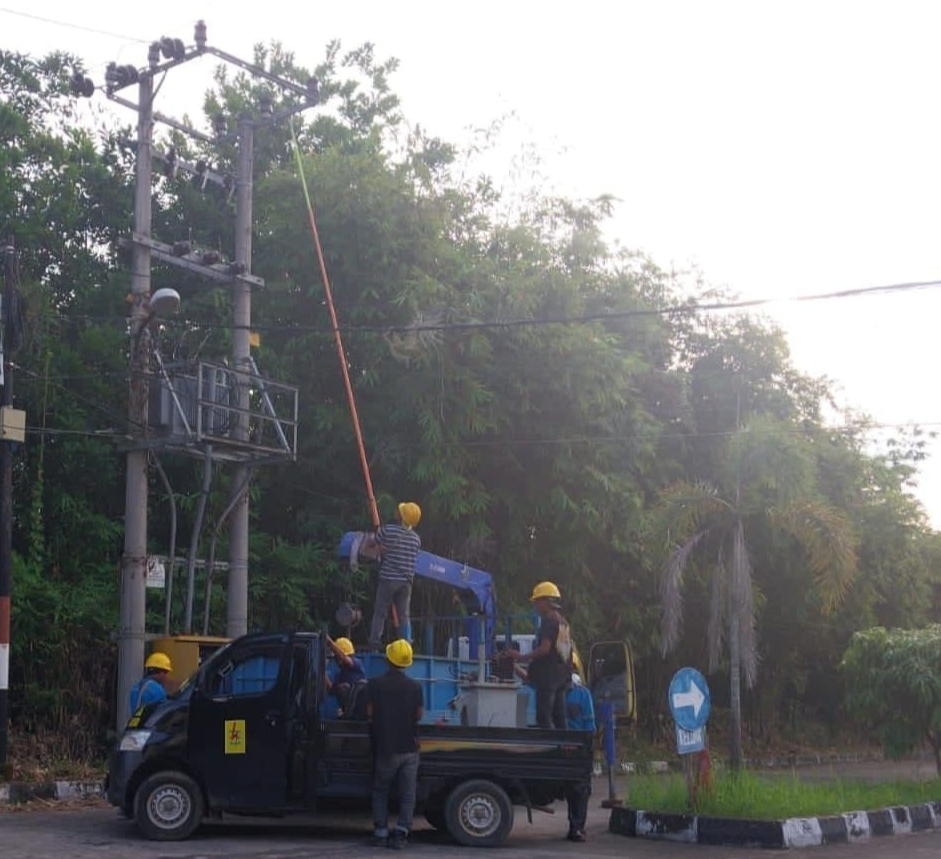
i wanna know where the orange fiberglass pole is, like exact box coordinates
[290,123,380,529]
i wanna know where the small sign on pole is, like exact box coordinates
[675,724,705,755]
[145,556,166,589]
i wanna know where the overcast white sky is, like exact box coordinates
[5,1,941,524]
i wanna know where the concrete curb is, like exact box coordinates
[0,780,105,805]
[610,801,941,848]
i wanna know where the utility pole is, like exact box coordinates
[227,116,255,639]
[80,24,311,726]
[0,238,15,769]
[116,73,154,731]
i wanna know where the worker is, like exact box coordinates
[366,638,424,850]
[365,501,422,650]
[326,635,366,716]
[564,673,595,842]
[502,581,572,729]
[128,652,173,715]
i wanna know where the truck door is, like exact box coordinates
[188,634,290,811]
[588,640,636,723]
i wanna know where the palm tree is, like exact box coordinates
[656,418,858,769]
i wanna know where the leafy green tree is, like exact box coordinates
[843,625,941,775]
[656,413,858,769]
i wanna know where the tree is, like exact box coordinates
[656,413,858,769]
[843,626,941,775]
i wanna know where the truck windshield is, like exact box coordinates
[182,639,237,694]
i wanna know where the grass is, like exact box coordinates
[626,770,941,820]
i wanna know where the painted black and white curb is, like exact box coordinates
[0,780,104,804]
[610,802,941,848]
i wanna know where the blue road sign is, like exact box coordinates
[668,667,711,731]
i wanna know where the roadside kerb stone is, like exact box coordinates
[0,780,105,805]
[610,800,941,848]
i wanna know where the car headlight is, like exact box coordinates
[119,730,152,752]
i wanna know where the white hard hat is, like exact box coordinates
[571,673,582,686]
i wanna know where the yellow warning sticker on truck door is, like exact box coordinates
[224,719,246,754]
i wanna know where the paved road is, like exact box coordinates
[4,793,941,859]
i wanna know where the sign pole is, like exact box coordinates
[599,702,622,808]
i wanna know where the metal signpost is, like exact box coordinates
[668,667,712,805]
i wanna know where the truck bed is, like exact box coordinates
[316,718,593,808]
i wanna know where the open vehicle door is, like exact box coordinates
[587,640,636,723]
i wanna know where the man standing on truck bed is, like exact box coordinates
[502,581,572,729]
[365,501,422,650]
[366,638,424,849]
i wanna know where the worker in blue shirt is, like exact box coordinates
[128,652,173,716]
[326,636,367,717]
[565,673,595,841]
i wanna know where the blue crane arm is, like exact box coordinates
[413,551,495,620]
[338,532,496,651]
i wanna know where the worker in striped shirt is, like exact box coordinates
[366,501,422,650]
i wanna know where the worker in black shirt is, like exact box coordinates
[502,581,572,729]
[366,638,424,849]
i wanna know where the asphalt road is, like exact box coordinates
[4,793,941,859]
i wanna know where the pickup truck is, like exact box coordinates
[107,630,593,846]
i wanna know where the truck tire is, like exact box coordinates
[133,771,204,841]
[444,779,514,847]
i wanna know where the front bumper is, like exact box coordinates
[106,749,143,808]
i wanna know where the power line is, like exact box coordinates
[50,276,941,336]
[0,7,149,43]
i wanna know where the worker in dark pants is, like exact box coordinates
[502,581,572,729]
[564,673,596,842]
[366,639,424,849]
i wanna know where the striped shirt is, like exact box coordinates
[376,523,421,582]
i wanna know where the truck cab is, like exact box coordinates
[108,630,593,846]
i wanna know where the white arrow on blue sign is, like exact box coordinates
[668,667,711,731]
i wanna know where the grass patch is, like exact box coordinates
[627,770,941,819]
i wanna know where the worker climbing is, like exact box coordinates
[365,501,422,650]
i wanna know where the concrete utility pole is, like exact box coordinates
[0,238,15,769]
[117,73,154,731]
[226,116,254,639]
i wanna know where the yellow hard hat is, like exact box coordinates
[385,638,414,668]
[335,637,355,656]
[398,502,422,529]
[145,652,173,673]
[530,581,561,602]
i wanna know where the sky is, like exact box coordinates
[4,0,941,523]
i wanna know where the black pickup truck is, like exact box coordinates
[107,631,593,846]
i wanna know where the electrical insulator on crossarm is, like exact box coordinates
[163,147,178,179]
[159,37,186,61]
[69,72,95,98]
[192,160,209,191]
[105,62,140,92]
[194,20,207,51]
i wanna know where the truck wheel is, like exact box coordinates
[444,779,514,847]
[134,771,204,841]
[424,808,447,830]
